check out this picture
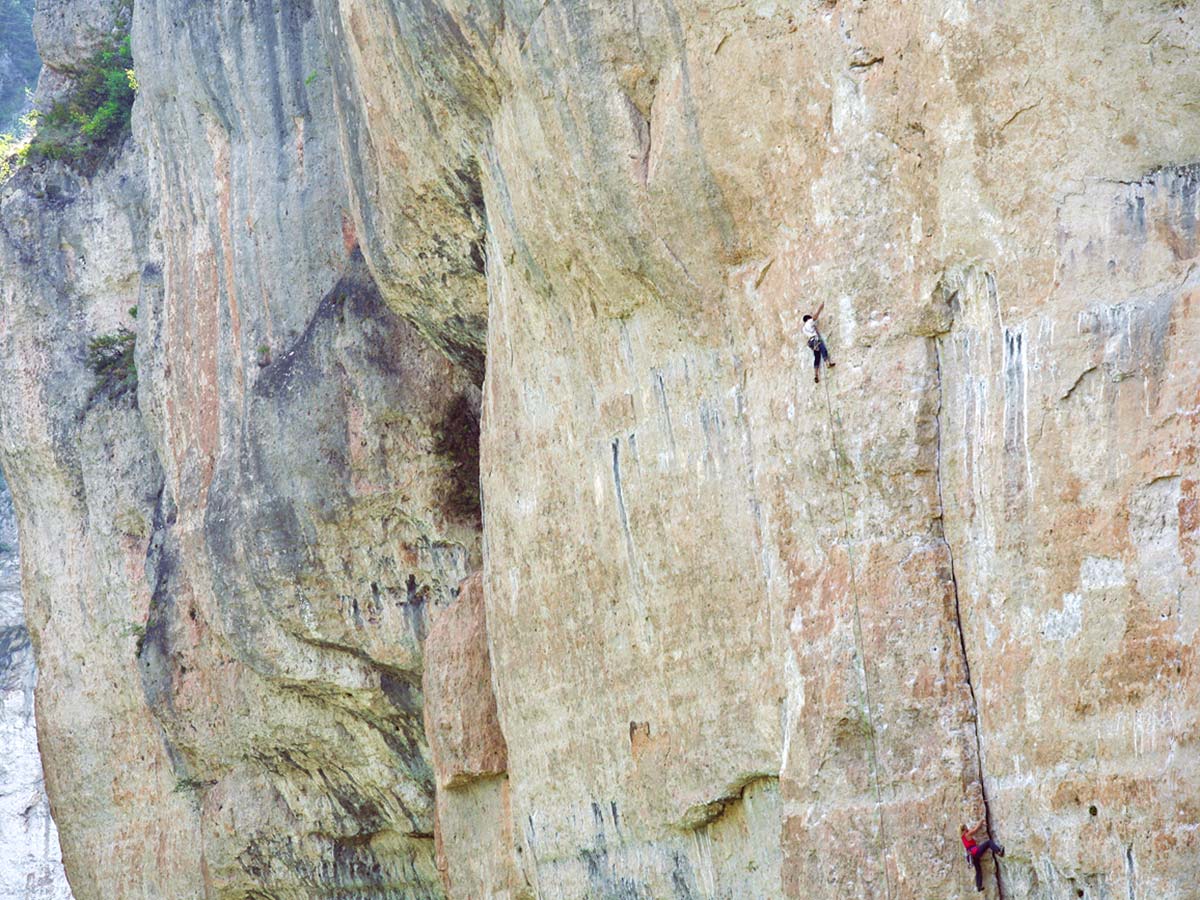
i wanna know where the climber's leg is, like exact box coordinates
[972,854,984,892]
[977,839,1005,857]
[811,340,822,382]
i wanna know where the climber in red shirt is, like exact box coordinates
[961,818,1005,891]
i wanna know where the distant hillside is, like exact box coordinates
[0,0,38,133]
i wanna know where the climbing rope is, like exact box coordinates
[821,373,896,900]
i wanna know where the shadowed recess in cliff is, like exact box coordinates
[311,0,494,378]
[434,391,482,524]
[128,253,483,898]
[138,485,179,718]
[203,253,480,669]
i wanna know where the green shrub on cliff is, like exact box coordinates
[87,327,137,400]
[0,125,31,181]
[26,35,136,168]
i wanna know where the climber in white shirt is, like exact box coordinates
[802,302,835,383]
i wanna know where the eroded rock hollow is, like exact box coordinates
[0,1,1196,898]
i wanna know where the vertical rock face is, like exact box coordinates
[0,110,201,897]
[470,3,1198,896]
[5,0,482,895]
[128,4,481,893]
[0,473,72,900]
[0,2,1196,900]
[423,573,507,792]
[937,175,1200,897]
[422,571,520,898]
[0,0,39,132]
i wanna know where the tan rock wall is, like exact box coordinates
[5,0,483,895]
[423,571,520,898]
[939,173,1200,896]
[475,2,1200,897]
[0,147,202,898]
[128,1,486,892]
[424,572,507,791]
[0,1,1195,899]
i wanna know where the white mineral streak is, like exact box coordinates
[0,476,72,900]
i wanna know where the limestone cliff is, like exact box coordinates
[0,473,72,900]
[0,0,38,133]
[0,1,1196,899]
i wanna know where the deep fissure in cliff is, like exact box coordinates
[932,339,1004,899]
[435,391,483,525]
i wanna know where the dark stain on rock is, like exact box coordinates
[402,574,429,643]
[574,796,691,899]
[670,850,699,899]
[1115,162,1200,261]
[0,625,31,684]
[380,669,422,717]
[434,391,482,523]
[437,314,488,385]
[316,768,388,833]
[138,487,180,718]
[468,238,486,275]
[236,829,443,897]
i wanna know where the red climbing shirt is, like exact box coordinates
[962,834,980,856]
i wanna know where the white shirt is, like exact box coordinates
[802,319,819,341]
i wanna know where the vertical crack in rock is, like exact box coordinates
[652,370,676,458]
[932,340,1005,900]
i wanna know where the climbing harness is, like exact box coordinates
[821,374,896,900]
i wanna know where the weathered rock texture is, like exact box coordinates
[0,0,39,133]
[0,473,73,900]
[424,572,507,791]
[422,571,519,898]
[0,1,1197,899]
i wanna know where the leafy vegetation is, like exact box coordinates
[87,326,137,401]
[173,776,206,794]
[172,775,215,809]
[0,1,140,181]
[118,620,146,640]
[0,119,32,181]
[26,35,136,169]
